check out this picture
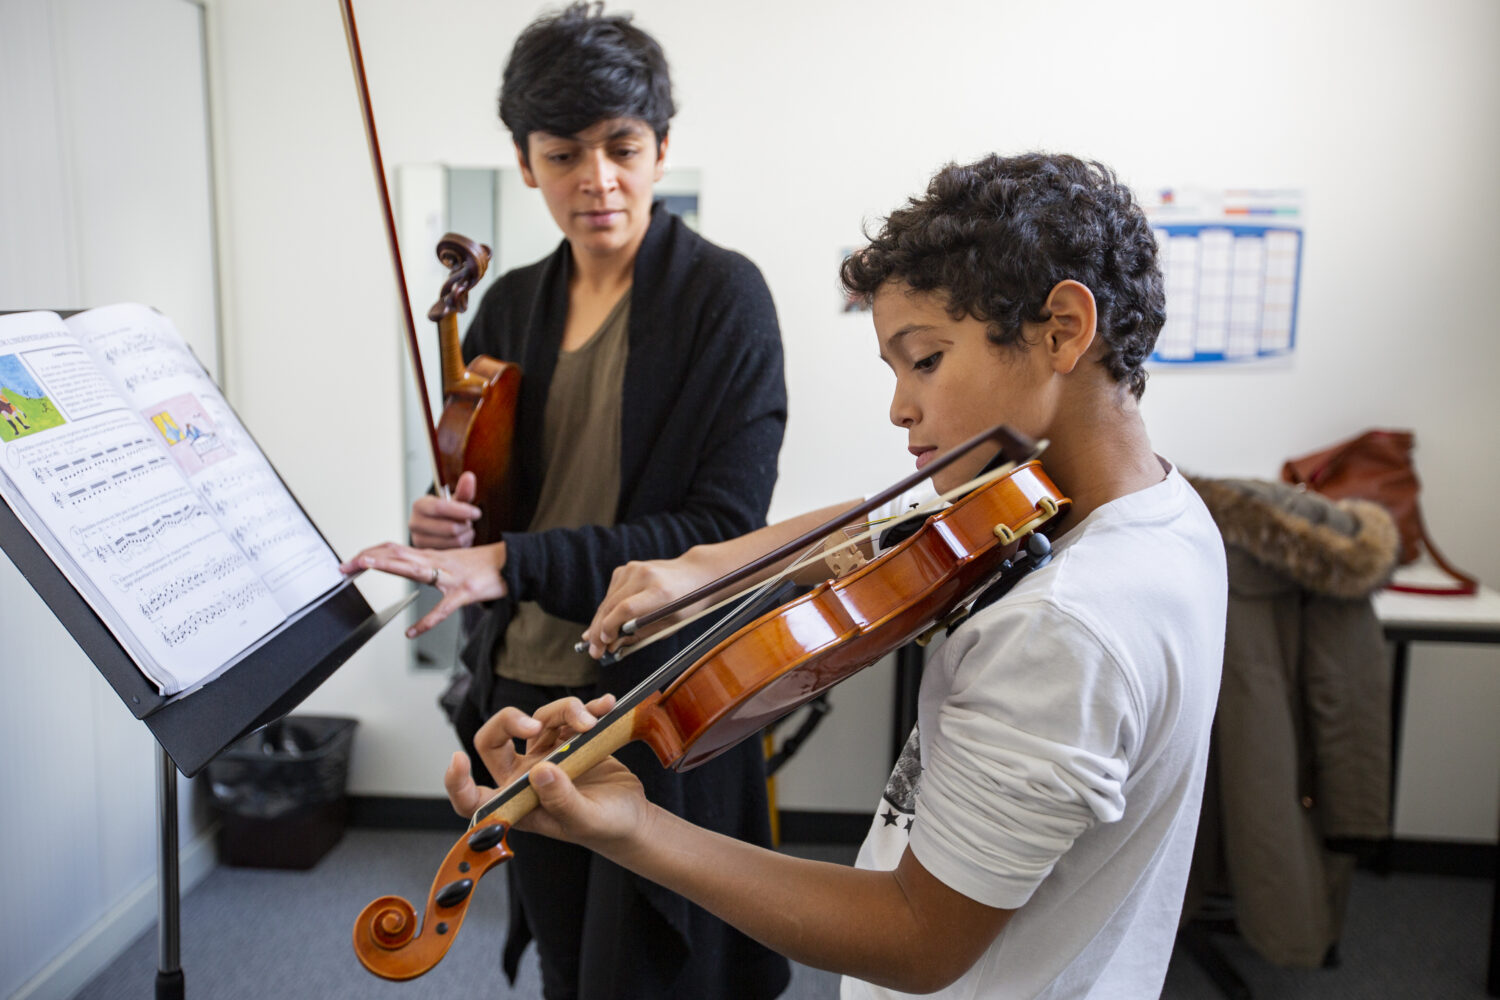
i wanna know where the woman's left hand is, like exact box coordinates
[340,540,509,637]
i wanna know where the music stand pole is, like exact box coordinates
[155,743,185,1000]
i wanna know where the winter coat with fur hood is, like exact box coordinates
[1186,477,1398,967]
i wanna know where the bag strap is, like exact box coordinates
[1386,512,1479,596]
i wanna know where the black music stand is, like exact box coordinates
[0,311,411,999]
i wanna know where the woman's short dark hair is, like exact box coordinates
[499,2,675,161]
[840,153,1166,399]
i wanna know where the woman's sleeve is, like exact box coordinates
[498,257,787,623]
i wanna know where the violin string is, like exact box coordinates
[617,424,1039,638]
[601,450,1039,664]
[573,452,1044,753]
[471,563,807,825]
[474,536,844,824]
[574,517,894,663]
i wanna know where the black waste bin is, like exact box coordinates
[206,715,358,869]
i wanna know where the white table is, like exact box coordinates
[1373,579,1500,996]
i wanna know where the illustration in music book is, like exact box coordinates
[0,304,344,696]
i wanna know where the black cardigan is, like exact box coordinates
[461,202,787,677]
[459,203,791,998]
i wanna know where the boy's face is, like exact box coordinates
[875,283,1051,494]
[519,117,666,266]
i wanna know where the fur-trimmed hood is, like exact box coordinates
[1189,476,1399,598]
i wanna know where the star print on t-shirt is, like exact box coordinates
[870,724,922,838]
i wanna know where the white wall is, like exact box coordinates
[0,1,221,997]
[206,0,1500,841]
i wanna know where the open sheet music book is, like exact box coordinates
[0,304,344,696]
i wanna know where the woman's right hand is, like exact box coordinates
[339,537,507,637]
[410,470,483,549]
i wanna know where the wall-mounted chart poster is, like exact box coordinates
[1145,188,1304,366]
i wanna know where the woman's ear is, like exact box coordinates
[653,134,670,183]
[516,142,538,188]
[1040,280,1098,374]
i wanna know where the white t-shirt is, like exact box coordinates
[843,463,1226,1000]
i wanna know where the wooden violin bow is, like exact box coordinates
[338,0,519,527]
[337,0,444,492]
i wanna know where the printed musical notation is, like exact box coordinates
[123,362,188,394]
[37,437,174,509]
[17,414,176,504]
[96,320,201,397]
[90,500,213,566]
[197,468,261,503]
[239,525,307,562]
[160,581,270,649]
[102,328,191,365]
[131,551,252,619]
[194,456,340,611]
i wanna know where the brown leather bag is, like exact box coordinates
[1282,429,1477,595]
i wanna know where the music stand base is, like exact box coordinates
[155,969,185,1000]
[157,743,184,998]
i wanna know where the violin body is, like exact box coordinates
[351,447,1068,981]
[634,459,1066,770]
[434,353,520,542]
[429,234,521,541]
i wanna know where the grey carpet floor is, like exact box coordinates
[72,828,1493,999]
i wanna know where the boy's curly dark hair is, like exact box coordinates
[500,2,675,163]
[840,153,1165,399]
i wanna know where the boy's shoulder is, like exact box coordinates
[1046,464,1222,572]
[925,465,1225,764]
[948,465,1225,679]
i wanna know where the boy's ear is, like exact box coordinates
[516,142,538,188]
[1041,280,1098,374]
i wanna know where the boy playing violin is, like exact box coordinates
[348,152,1227,997]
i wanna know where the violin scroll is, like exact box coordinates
[428,233,491,322]
[351,818,514,980]
[428,233,493,396]
[353,710,639,979]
